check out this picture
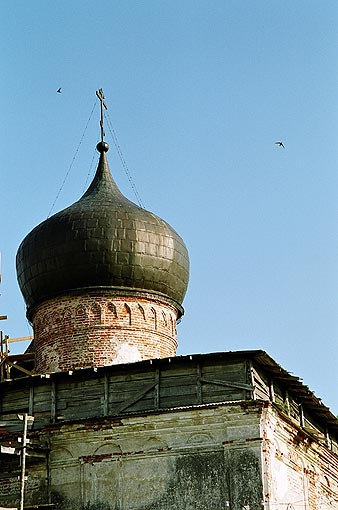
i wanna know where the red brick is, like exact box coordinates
[32,292,180,373]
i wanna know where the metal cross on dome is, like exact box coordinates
[96,88,107,142]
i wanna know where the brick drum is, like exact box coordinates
[32,291,180,374]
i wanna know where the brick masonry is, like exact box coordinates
[32,292,179,373]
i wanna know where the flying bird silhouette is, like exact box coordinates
[57,88,62,93]
[275,141,285,148]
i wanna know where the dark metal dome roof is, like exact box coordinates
[16,143,190,318]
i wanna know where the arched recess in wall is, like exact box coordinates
[170,315,174,336]
[50,446,74,465]
[89,302,101,325]
[143,437,168,452]
[322,474,330,488]
[272,438,283,460]
[34,317,43,336]
[39,314,48,334]
[75,304,88,325]
[123,303,132,325]
[107,302,118,319]
[187,433,214,445]
[63,308,73,327]
[50,446,80,505]
[150,307,157,330]
[138,303,146,321]
[94,443,122,456]
[51,311,61,329]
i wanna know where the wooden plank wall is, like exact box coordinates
[250,363,332,448]
[0,358,250,431]
[1,356,336,455]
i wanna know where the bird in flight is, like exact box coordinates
[57,88,62,93]
[275,141,285,148]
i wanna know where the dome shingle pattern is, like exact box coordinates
[16,144,189,318]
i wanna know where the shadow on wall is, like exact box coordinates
[52,449,263,510]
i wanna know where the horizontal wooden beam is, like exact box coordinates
[8,353,34,362]
[2,336,33,344]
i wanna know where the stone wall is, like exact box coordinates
[44,404,338,510]
[47,404,264,510]
[262,405,338,509]
[1,402,338,509]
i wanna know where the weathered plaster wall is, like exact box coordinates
[2,401,338,509]
[47,404,264,510]
[261,406,338,509]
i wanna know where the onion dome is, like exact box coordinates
[16,140,190,320]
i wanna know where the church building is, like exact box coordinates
[1,92,338,509]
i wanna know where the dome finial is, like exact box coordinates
[96,88,109,153]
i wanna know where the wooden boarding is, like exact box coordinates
[0,351,336,447]
[0,356,250,430]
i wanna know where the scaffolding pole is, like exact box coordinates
[18,413,34,510]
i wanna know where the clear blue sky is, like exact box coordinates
[1,1,338,414]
